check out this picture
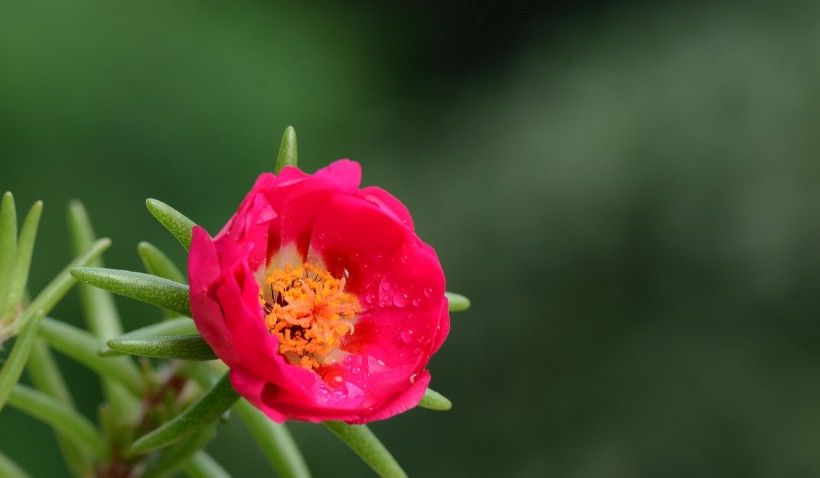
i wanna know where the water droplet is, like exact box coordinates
[365,294,375,304]
[400,330,413,343]
[352,252,360,261]
[409,374,417,383]
[412,298,421,307]
[334,376,343,383]
[423,288,433,298]
[351,366,361,374]
[381,281,390,291]
[377,359,385,367]
[392,292,409,307]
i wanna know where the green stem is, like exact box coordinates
[184,452,232,478]
[68,200,137,425]
[130,373,239,454]
[10,238,111,336]
[324,422,407,478]
[235,400,311,478]
[141,428,215,478]
[0,310,44,411]
[37,317,144,396]
[7,384,108,458]
[27,340,94,477]
[0,449,30,478]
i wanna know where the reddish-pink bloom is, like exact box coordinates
[188,160,449,424]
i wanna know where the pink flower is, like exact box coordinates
[188,160,449,424]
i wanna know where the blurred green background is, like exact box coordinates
[2,1,819,476]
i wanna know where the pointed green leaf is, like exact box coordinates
[236,400,311,478]
[445,292,470,312]
[0,310,44,412]
[324,422,407,478]
[145,199,196,251]
[184,451,232,478]
[0,192,18,316]
[9,238,111,337]
[275,126,298,173]
[27,340,94,477]
[107,335,216,361]
[4,201,41,319]
[70,268,191,317]
[0,450,30,478]
[418,387,452,411]
[38,317,144,396]
[99,317,198,356]
[138,241,186,284]
[7,384,107,457]
[130,373,239,454]
[141,427,216,478]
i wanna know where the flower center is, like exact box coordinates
[259,263,360,370]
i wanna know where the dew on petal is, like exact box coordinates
[381,281,391,291]
[400,329,413,343]
[411,298,421,307]
[423,288,433,298]
[409,374,417,383]
[392,292,409,307]
[365,294,376,304]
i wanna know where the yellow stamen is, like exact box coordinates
[260,263,360,370]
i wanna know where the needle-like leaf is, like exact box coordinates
[0,192,18,315]
[70,268,191,317]
[138,241,186,284]
[445,292,470,312]
[324,422,407,478]
[4,201,42,319]
[99,317,198,356]
[236,400,311,478]
[10,238,111,337]
[417,387,452,411]
[275,126,298,173]
[145,199,196,251]
[106,335,216,361]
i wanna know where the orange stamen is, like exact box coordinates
[259,263,360,370]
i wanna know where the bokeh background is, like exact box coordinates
[2,1,819,476]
